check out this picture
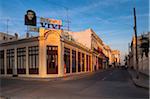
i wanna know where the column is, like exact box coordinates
[70,48,72,74]
[80,52,82,72]
[13,48,17,76]
[26,46,29,76]
[4,49,7,75]
[93,55,95,71]
[90,55,93,72]
[39,38,46,77]
[89,55,90,72]
[96,56,98,70]
[76,49,78,73]
[39,28,47,77]
[84,53,86,72]
[58,39,64,77]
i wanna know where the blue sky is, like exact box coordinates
[0,0,149,62]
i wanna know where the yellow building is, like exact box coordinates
[0,27,120,78]
[0,28,93,78]
[103,45,112,68]
[111,50,120,67]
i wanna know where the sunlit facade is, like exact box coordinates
[68,29,109,70]
[0,28,93,78]
[111,50,120,67]
[0,28,120,78]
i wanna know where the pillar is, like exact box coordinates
[26,46,29,76]
[39,28,47,77]
[76,49,78,73]
[58,38,64,77]
[84,53,86,72]
[80,52,82,72]
[4,49,7,75]
[13,48,17,76]
[70,48,72,74]
[88,55,90,71]
[90,55,93,72]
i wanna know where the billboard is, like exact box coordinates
[25,10,37,26]
[40,17,62,25]
[40,17,62,29]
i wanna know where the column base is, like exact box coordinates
[12,74,18,77]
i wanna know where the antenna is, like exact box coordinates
[63,7,71,31]
[43,1,71,31]
[66,8,70,31]
[6,18,9,34]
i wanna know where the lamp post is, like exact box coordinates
[133,8,139,79]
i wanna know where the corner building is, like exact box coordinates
[0,28,93,78]
[0,28,119,78]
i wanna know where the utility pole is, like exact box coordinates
[133,8,139,79]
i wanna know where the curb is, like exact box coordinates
[133,79,149,89]
[0,69,106,82]
[0,72,94,82]
[127,70,149,89]
[0,96,10,99]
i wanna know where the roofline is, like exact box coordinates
[0,36,39,46]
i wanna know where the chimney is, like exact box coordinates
[14,33,18,39]
[3,36,6,40]
[26,32,29,38]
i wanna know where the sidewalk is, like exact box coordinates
[0,70,105,82]
[128,69,149,89]
[0,73,91,82]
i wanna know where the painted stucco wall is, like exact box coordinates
[68,29,92,49]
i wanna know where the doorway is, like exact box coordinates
[47,46,58,74]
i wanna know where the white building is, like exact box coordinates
[128,32,149,76]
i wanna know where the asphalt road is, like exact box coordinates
[0,68,149,99]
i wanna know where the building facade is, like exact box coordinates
[127,32,149,76]
[0,28,120,78]
[111,50,120,67]
[68,29,110,70]
[0,32,17,43]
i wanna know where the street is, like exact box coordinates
[0,68,149,99]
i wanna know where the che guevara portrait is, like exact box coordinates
[25,10,36,26]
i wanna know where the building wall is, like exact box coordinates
[0,28,93,78]
[68,29,92,49]
[39,28,63,77]
[64,41,92,74]
[111,50,120,67]
[39,28,93,77]
[0,32,16,43]
[0,38,39,77]
[0,28,121,78]
[128,33,149,76]
[68,28,107,70]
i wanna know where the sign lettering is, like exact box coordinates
[40,17,62,30]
